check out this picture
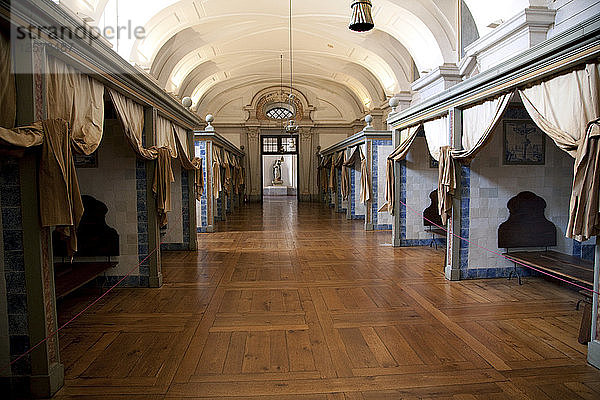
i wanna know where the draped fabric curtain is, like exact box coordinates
[222,151,232,188]
[0,31,15,129]
[173,124,190,159]
[212,146,223,199]
[107,88,157,160]
[46,56,104,155]
[341,152,350,201]
[152,148,175,228]
[435,93,512,224]
[456,93,512,160]
[173,127,204,201]
[343,146,361,169]
[424,115,449,162]
[518,63,600,241]
[328,154,336,189]
[0,122,44,147]
[383,125,422,215]
[156,115,178,158]
[359,145,371,205]
[40,119,85,255]
[438,146,456,225]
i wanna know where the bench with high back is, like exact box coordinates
[423,190,447,249]
[53,195,119,299]
[498,191,594,343]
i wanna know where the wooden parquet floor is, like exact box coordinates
[52,197,600,399]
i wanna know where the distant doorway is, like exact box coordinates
[261,135,299,199]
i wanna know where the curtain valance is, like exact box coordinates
[46,56,104,155]
[107,88,157,160]
[343,145,362,169]
[383,125,422,215]
[424,116,449,162]
[519,63,600,241]
[156,115,178,158]
[456,93,512,160]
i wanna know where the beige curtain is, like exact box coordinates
[152,147,175,228]
[438,146,456,226]
[383,125,422,215]
[40,119,84,255]
[223,151,232,188]
[0,31,15,129]
[343,146,361,169]
[156,115,178,158]
[173,129,204,201]
[212,145,223,199]
[424,115,449,162]
[457,93,512,160]
[0,119,84,255]
[107,88,157,160]
[341,152,350,201]
[519,63,600,240]
[359,146,371,205]
[0,122,44,147]
[173,124,190,158]
[328,155,336,189]
[569,120,600,240]
[46,57,104,155]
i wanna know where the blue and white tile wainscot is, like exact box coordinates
[320,129,393,231]
[194,130,245,234]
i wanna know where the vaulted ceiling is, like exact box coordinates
[58,0,534,122]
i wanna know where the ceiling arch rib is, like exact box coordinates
[197,78,367,123]
[181,56,380,113]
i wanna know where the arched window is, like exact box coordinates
[265,103,295,120]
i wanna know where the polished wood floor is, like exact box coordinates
[52,197,600,399]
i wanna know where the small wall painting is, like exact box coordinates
[503,119,545,165]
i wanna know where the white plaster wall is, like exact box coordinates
[549,0,600,37]
[320,133,351,150]
[405,137,439,240]
[468,123,574,270]
[377,144,393,226]
[77,120,139,276]
[163,159,184,244]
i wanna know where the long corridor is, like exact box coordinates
[54,198,600,399]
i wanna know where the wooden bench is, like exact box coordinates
[498,191,594,343]
[423,190,447,249]
[53,195,119,299]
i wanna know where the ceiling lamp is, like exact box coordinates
[286,0,299,134]
[349,1,374,32]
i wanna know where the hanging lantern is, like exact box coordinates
[349,0,374,32]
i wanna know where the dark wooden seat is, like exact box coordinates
[498,191,593,343]
[503,250,593,287]
[53,195,120,299]
[423,190,446,249]
[54,261,118,299]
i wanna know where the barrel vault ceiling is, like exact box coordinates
[58,0,533,123]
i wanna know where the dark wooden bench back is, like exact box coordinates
[498,191,556,249]
[423,190,443,228]
[53,195,120,257]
